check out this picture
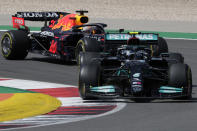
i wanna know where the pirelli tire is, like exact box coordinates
[78,61,102,100]
[79,52,100,67]
[1,30,30,60]
[153,37,168,56]
[75,37,101,65]
[168,63,192,99]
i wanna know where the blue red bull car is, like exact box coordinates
[1,10,106,62]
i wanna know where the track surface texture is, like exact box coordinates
[0,31,197,131]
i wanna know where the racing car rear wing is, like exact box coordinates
[105,32,159,47]
[12,11,89,30]
[106,33,158,41]
[12,12,69,21]
[105,32,158,44]
[12,12,69,30]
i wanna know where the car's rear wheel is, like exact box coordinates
[168,63,192,99]
[75,37,101,65]
[153,37,168,56]
[1,30,30,60]
[79,52,100,67]
[169,53,184,63]
[79,61,102,100]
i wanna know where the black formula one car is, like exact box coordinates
[78,32,192,102]
[0,11,106,61]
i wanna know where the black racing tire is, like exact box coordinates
[169,53,184,63]
[79,61,102,100]
[168,63,192,99]
[79,52,100,67]
[1,30,30,60]
[75,37,101,65]
[153,37,168,56]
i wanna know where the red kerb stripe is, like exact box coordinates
[0,79,11,81]
[28,87,79,97]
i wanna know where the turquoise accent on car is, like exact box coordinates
[91,85,114,90]
[117,69,128,76]
[106,33,158,41]
[159,86,183,93]
[160,86,183,91]
[90,85,115,93]
[159,90,183,93]
[91,88,115,93]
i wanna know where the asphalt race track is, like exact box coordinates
[0,31,197,131]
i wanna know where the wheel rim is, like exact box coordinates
[187,69,192,96]
[1,36,11,55]
[76,44,83,65]
[82,84,86,98]
[79,82,86,99]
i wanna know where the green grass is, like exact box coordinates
[0,25,197,39]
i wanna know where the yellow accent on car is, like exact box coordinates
[150,45,153,56]
[129,32,139,35]
[75,15,89,25]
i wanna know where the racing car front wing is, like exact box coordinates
[86,85,188,99]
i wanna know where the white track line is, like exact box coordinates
[164,37,197,40]
[0,79,74,89]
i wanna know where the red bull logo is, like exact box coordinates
[49,40,57,54]
[51,14,88,31]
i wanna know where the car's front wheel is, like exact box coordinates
[168,63,192,99]
[79,61,102,100]
[75,37,101,65]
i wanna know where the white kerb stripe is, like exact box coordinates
[0,79,76,89]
